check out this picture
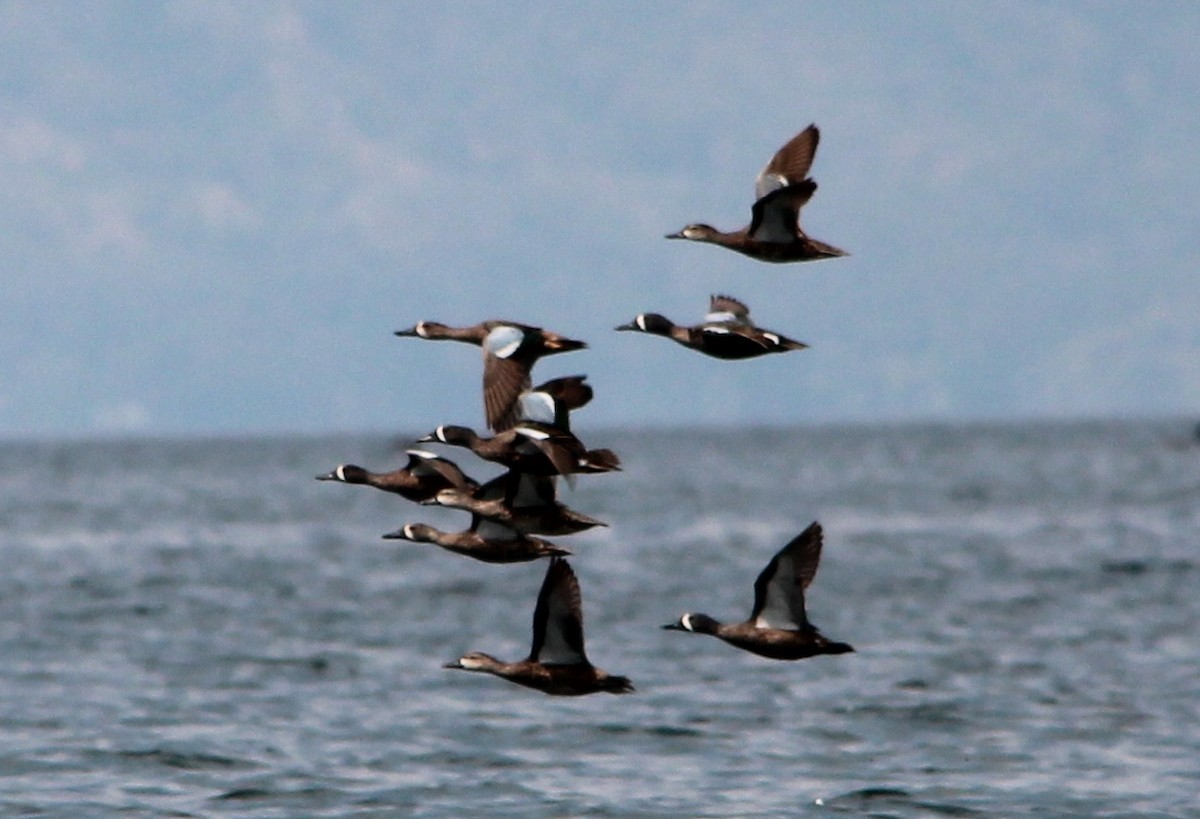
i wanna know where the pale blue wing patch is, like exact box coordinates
[483,325,524,359]
[755,171,789,201]
[518,391,556,424]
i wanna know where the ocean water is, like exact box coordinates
[1,419,1198,817]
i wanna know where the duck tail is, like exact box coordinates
[581,448,622,472]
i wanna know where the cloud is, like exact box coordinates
[187,181,260,232]
[0,117,87,170]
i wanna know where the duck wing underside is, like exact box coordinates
[529,558,587,665]
[748,179,817,243]
[750,522,823,630]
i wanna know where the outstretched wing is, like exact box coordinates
[529,558,587,665]
[755,124,820,200]
[482,325,536,432]
[706,294,753,326]
[750,522,823,630]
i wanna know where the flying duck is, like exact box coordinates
[516,374,594,431]
[315,449,478,502]
[444,557,634,695]
[418,424,620,477]
[393,320,586,431]
[663,521,854,660]
[381,521,569,564]
[616,294,808,360]
[666,124,848,263]
[424,486,607,536]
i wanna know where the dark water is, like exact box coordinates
[2,420,1198,817]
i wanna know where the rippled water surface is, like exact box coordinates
[2,420,1199,817]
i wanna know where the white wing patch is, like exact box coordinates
[484,325,524,359]
[704,310,740,324]
[518,392,556,424]
[756,172,789,200]
[515,425,550,441]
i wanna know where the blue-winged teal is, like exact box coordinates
[663,522,854,660]
[316,449,478,502]
[666,125,847,263]
[394,321,586,431]
[381,521,568,564]
[425,486,607,536]
[516,374,593,431]
[418,424,620,477]
[444,557,634,696]
[616,294,808,360]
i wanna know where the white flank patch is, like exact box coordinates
[705,326,732,335]
[484,325,524,358]
[704,311,738,324]
[516,425,550,440]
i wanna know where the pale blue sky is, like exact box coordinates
[2,2,1197,438]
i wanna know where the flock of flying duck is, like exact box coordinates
[320,124,853,695]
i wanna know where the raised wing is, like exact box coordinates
[529,558,587,665]
[706,294,752,325]
[483,359,533,433]
[750,522,823,630]
[755,124,820,200]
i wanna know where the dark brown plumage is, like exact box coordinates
[444,557,634,696]
[380,522,568,564]
[616,294,808,360]
[316,449,478,502]
[418,424,620,477]
[393,320,586,431]
[425,486,607,536]
[666,125,848,263]
[663,521,854,660]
